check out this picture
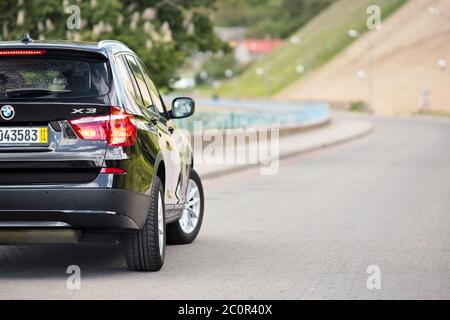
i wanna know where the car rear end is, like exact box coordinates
[0,45,150,243]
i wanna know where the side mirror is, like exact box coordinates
[170,97,195,119]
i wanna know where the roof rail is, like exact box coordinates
[98,40,133,55]
[98,40,129,48]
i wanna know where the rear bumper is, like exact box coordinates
[0,188,151,232]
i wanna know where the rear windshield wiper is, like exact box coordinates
[5,88,72,98]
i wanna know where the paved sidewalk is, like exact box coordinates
[195,119,374,179]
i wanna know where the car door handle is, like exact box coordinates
[147,124,158,133]
[150,117,158,126]
[168,127,174,134]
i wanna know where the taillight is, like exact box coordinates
[109,107,137,147]
[68,107,137,147]
[0,50,47,56]
[68,115,109,141]
[100,168,127,175]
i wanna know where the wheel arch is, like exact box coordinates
[153,150,168,192]
[156,158,166,191]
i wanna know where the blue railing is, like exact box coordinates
[169,98,330,131]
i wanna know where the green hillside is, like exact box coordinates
[214,0,407,98]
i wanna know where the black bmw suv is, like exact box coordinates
[0,37,204,272]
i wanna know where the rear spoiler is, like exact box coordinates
[0,47,108,61]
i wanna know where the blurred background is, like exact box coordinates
[2,1,450,300]
[1,0,449,124]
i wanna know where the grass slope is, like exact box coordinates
[215,0,407,98]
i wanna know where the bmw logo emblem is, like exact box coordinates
[1,105,15,120]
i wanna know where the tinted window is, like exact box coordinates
[0,56,109,100]
[114,55,144,110]
[125,55,153,111]
[135,59,167,116]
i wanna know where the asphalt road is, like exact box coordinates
[0,114,449,299]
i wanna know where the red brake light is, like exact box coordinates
[0,50,46,56]
[68,107,137,147]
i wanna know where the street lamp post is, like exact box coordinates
[256,67,270,98]
[225,69,239,98]
[291,35,314,99]
[428,6,450,20]
[437,58,447,73]
[427,7,450,113]
[295,64,305,74]
[349,29,374,113]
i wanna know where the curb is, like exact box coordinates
[198,121,374,180]
[189,116,332,145]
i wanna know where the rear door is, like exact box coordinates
[140,69,189,205]
[0,49,111,185]
[121,54,182,206]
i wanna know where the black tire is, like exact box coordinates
[167,169,204,245]
[124,176,165,272]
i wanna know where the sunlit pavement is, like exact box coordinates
[1,113,450,299]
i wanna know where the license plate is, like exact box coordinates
[0,127,48,146]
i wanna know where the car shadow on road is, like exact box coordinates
[0,244,128,279]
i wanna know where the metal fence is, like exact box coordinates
[171,99,330,131]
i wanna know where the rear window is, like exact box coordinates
[0,54,110,99]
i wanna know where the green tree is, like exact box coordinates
[0,0,224,89]
[214,0,336,38]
